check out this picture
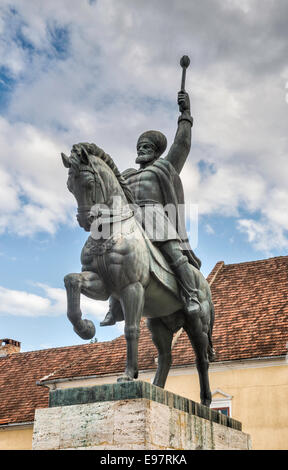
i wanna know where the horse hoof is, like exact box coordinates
[117,375,134,383]
[73,319,96,340]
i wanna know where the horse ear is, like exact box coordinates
[61,152,71,168]
[80,146,89,165]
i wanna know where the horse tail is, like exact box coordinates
[207,302,216,362]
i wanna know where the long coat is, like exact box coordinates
[122,157,201,270]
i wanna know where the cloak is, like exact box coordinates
[122,158,201,270]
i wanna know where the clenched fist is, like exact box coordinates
[178,91,190,114]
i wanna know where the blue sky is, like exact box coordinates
[0,0,288,352]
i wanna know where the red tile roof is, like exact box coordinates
[0,327,157,425]
[0,255,287,425]
[208,256,288,362]
[0,344,91,425]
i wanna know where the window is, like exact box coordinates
[210,389,233,417]
[212,406,230,416]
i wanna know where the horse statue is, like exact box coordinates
[61,142,215,406]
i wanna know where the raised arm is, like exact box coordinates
[165,91,193,174]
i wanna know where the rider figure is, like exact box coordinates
[101,90,201,326]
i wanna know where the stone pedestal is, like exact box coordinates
[32,381,251,450]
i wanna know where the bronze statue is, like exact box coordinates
[61,57,215,406]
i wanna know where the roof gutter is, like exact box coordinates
[36,354,286,388]
[36,370,126,388]
[0,421,34,429]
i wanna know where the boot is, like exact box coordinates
[173,260,201,316]
[100,310,116,326]
[100,296,124,326]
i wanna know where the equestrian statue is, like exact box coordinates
[61,56,215,406]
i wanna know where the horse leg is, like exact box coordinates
[64,271,108,340]
[185,319,212,407]
[147,318,173,388]
[117,282,144,382]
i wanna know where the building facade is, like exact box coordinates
[1,256,287,450]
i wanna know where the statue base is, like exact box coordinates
[32,381,251,450]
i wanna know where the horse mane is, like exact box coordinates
[75,143,135,204]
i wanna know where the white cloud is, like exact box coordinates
[0,282,108,319]
[0,166,20,213]
[0,117,75,235]
[0,0,287,252]
[237,218,288,253]
[238,187,288,251]
[183,161,267,218]
[0,285,51,316]
[205,224,215,235]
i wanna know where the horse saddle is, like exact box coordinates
[139,225,183,317]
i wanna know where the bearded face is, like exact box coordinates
[135,140,158,166]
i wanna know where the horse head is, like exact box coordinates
[62,143,135,232]
[61,143,107,231]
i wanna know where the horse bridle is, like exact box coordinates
[76,165,134,224]
[76,165,107,216]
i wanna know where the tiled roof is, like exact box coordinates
[208,256,288,362]
[0,255,287,425]
[37,323,157,384]
[0,326,157,425]
[0,344,95,425]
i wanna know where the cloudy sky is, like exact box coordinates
[0,0,287,352]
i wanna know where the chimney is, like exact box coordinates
[0,338,21,356]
